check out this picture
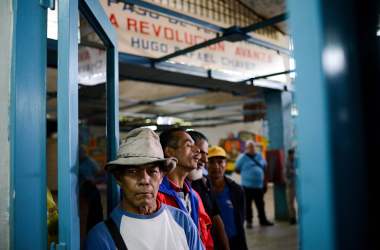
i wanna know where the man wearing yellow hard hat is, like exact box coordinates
[207,146,248,250]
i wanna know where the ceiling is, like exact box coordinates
[47,67,266,131]
[240,0,287,33]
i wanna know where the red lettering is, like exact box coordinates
[253,51,260,60]
[184,32,194,45]
[152,24,161,37]
[246,49,252,58]
[140,21,150,35]
[208,42,225,52]
[235,47,273,62]
[79,50,90,61]
[127,18,137,32]
[175,30,183,43]
[217,42,225,51]
[164,27,174,40]
[235,47,240,55]
[109,14,119,28]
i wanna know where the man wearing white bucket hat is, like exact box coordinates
[85,128,204,250]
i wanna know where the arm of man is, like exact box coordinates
[234,154,244,174]
[212,215,230,250]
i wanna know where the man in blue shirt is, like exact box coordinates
[188,130,230,250]
[235,140,274,228]
[208,146,248,250]
[85,128,204,250]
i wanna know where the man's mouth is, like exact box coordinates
[136,192,153,197]
[193,155,200,161]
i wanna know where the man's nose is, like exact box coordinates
[192,145,200,154]
[203,155,208,164]
[137,169,150,183]
[211,163,223,169]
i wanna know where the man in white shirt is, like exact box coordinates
[85,128,204,250]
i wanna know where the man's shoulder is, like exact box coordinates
[191,178,207,191]
[255,153,267,163]
[85,221,115,250]
[163,204,198,228]
[237,153,249,162]
[164,204,192,220]
[236,153,246,159]
[87,221,107,236]
[225,176,243,192]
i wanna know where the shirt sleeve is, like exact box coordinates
[189,216,207,250]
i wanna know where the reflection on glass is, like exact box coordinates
[78,13,108,248]
[78,15,107,86]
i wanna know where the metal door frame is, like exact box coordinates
[57,0,119,248]
[10,0,48,249]
[287,0,375,249]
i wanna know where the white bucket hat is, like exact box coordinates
[106,128,177,173]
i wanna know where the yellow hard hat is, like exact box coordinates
[208,146,227,159]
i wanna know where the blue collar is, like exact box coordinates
[159,176,199,226]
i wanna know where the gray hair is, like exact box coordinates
[245,140,257,147]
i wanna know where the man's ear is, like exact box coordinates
[164,147,175,158]
[159,167,169,179]
[159,173,164,184]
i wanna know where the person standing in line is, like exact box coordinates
[158,128,214,250]
[78,146,104,235]
[235,140,274,228]
[85,128,204,250]
[285,148,297,225]
[207,146,248,250]
[188,130,230,250]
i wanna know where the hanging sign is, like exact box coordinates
[101,0,289,82]
[78,46,107,86]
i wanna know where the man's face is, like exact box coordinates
[208,157,227,181]
[195,139,208,169]
[116,163,163,214]
[166,131,200,171]
[246,143,256,155]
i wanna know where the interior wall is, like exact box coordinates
[0,0,12,249]
[196,120,266,146]
[119,121,265,151]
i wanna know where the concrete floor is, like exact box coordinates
[245,221,299,250]
[230,173,299,250]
